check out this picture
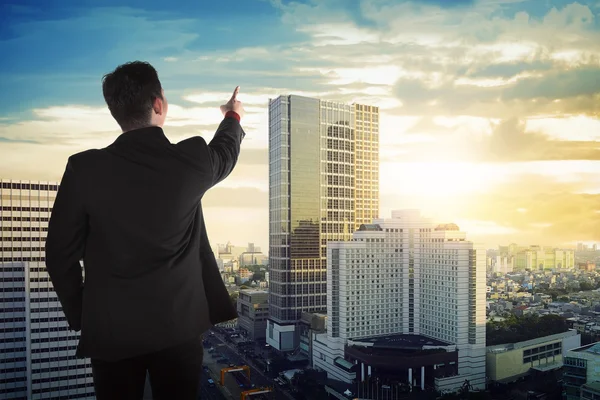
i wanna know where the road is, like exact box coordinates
[140,367,226,400]
[205,332,294,400]
[139,330,293,400]
[203,349,246,400]
[199,364,228,400]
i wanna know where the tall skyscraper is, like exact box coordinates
[313,210,486,392]
[0,180,95,399]
[266,95,379,351]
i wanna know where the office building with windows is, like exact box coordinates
[312,210,486,392]
[266,95,379,351]
[237,289,269,340]
[0,180,95,399]
[564,342,600,400]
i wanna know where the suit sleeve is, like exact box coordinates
[206,113,245,186]
[45,157,87,332]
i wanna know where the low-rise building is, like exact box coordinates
[236,289,269,340]
[486,330,581,383]
[564,342,600,400]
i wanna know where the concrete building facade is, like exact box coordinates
[313,210,487,392]
[0,180,95,399]
[564,342,600,400]
[486,330,580,383]
[236,289,269,340]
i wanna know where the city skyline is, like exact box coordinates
[1,0,600,252]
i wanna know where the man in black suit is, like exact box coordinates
[45,61,244,399]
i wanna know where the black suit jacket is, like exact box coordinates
[45,116,243,361]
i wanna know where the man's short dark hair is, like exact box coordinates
[102,61,163,132]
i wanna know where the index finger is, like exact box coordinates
[231,86,240,101]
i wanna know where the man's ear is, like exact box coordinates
[153,97,163,115]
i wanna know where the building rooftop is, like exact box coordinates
[435,223,459,231]
[583,382,600,393]
[351,334,451,350]
[358,224,382,231]
[572,342,600,354]
[239,289,268,295]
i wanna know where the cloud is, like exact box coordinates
[482,118,600,162]
[390,65,600,117]
[380,172,600,246]
[502,119,600,162]
[501,67,600,101]
[0,102,270,190]
[379,115,600,163]
[463,174,600,245]
[203,206,269,251]
[3,0,600,250]
[0,137,39,144]
[203,187,267,208]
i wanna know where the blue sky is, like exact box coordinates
[3,0,598,114]
[1,0,599,249]
[0,0,305,114]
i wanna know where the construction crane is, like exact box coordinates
[240,387,273,400]
[220,365,251,386]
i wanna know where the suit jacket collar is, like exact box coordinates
[111,126,171,146]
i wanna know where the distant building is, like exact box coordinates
[579,261,596,271]
[510,245,575,271]
[239,252,266,266]
[218,242,267,268]
[236,290,269,340]
[564,342,600,399]
[237,268,252,283]
[0,180,95,399]
[313,210,486,393]
[486,330,580,384]
[493,255,514,274]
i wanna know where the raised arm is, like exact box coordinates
[174,86,246,186]
[207,110,246,185]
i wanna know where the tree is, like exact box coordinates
[229,292,239,307]
[252,271,265,281]
[292,371,328,400]
[487,314,569,345]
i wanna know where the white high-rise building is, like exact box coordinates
[0,180,95,399]
[493,255,514,274]
[313,210,486,393]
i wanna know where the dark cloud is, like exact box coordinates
[383,117,600,163]
[391,66,600,117]
[483,118,600,162]
[461,60,552,79]
[502,67,600,101]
